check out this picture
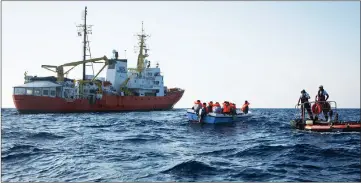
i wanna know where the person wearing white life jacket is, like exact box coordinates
[315,85,329,102]
[192,100,202,115]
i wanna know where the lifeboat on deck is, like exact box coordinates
[290,101,360,132]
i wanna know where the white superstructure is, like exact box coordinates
[105,21,166,97]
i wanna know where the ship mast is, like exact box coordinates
[82,7,87,80]
[76,6,93,80]
[136,21,150,73]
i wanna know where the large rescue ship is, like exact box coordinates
[12,7,184,114]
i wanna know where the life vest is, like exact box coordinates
[230,103,235,109]
[223,104,231,113]
[241,103,249,112]
[317,90,326,101]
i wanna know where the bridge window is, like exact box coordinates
[14,88,26,95]
[42,88,49,96]
[34,88,41,96]
[26,88,33,95]
[50,88,56,97]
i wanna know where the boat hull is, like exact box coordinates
[290,120,361,132]
[13,90,184,114]
[187,109,250,124]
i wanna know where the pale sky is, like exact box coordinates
[2,1,360,108]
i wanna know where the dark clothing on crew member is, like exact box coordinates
[298,91,313,120]
[316,87,330,121]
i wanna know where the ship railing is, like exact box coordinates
[294,100,338,122]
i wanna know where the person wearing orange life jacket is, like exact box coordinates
[222,101,231,115]
[241,100,250,114]
[229,103,236,115]
[212,102,222,113]
[221,101,226,113]
[192,100,202,115]
[207,101,213,113]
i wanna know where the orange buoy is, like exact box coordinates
[312,103,323,115]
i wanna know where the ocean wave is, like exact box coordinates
[2,144,49,161]
[28,132,66,140]
[161,160,218,175]
[1,108,360,182]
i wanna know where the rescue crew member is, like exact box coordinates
[212,102,222,113]
[315,85,329,101]
[297,89,313,120]
[192,100,202,115]
[241,101,250,114]
[207,101,213,113]
[315,85,330,121]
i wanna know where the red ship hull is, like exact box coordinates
[13,90,184,114]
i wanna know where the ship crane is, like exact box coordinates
[41,56,115,82]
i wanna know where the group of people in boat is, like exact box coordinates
[191,100,250,116]
[297,85,335,121]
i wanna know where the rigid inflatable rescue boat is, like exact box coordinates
[290,101,360,132]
